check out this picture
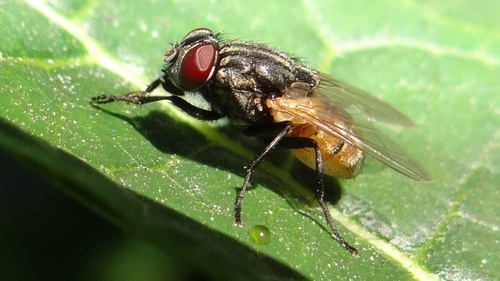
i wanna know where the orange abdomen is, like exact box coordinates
[288,124,363,179]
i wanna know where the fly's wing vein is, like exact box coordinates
[318,74,415,127]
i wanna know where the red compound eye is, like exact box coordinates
[179,43,217,90]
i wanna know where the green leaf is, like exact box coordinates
[1,0,498,280]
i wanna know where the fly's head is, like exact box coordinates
[163,28,220,92]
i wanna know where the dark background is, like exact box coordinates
[0,150,209,281]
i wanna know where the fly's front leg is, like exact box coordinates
[90,75,223,121]
[90,76,165,105]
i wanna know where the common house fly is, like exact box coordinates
[91,28,432,255]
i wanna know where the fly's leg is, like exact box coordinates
[90,76,223,121]
[279,137,360,256]
[91,76,164,105]
[234,122,292,225]
[314,148,359,256]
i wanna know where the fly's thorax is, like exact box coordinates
[223,41,319,92]
[206,86,274,123]
[207,40,318,123]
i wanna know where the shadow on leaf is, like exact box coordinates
[93,105,344,209]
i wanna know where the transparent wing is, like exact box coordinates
[274,76,432,181]
[318,74,415,127]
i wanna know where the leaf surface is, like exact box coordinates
[1,0,498,280]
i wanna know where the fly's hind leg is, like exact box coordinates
[279,137,359,256]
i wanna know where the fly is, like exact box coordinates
[91,28,432,256]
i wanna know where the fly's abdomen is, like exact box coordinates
[289,124,363,178]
